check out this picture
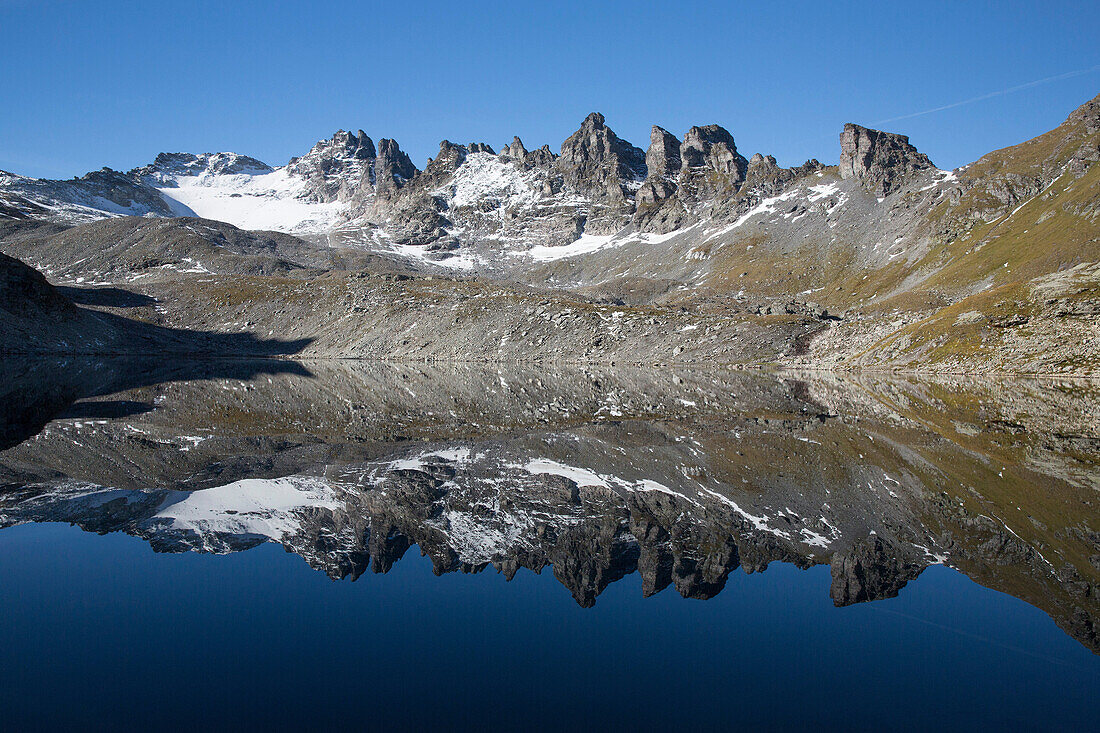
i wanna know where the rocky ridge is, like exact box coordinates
[0,94,1098,374]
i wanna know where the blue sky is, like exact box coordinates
[2,0,1098,178]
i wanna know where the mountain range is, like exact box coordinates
[1,93,1098,373]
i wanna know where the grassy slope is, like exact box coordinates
[845,95,1099,372]
[852,160,1100,372]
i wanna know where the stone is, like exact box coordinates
[646,126,681,178]
[556,112,647,200]
[285,129,378,202]
[839,123,933,197]
[374,138,418,196]
[680,124,747,183]
[636,178,677,206]
[501,136,554,170]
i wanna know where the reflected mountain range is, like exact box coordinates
[0,358,1097,652]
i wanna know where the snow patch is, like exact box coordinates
[152,476,340,543]
[153,168,344,235]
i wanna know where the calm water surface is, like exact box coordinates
[1,358,1097,731]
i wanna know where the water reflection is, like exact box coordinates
[1,358,1097,652]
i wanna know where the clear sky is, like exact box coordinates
[2,0,1098,179]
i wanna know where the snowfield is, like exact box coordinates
[154,167,345,235]
[441,152,539,209]
[152,476,341,544]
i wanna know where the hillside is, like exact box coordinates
[0,93,1097,373]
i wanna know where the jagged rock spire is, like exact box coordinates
[503,136,527,160]
[375,138,418,196]
[680,124,747,182]
[646,126,682,178]
[558,112,647,187]
[839,123,933,197]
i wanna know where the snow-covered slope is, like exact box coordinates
[0,145,365,235]
[151,476,342,548]
[132,151,346,234]
[151,166,345,234]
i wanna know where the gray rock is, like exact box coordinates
[740,154,823,199]
[646,126,682,178]
[501,137,555,170]
[286,130,377,202]
[830,535,925,605]
[839,123,933,196]
[374,138,418,197]
[680,124,747,182]
[636,178,677,206]
[556,112,647,201]
[426,140,468,175]
[501,136,527,161]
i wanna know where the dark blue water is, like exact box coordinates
[1,523,1096,732]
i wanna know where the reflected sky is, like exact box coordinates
[1,522,1096,731]
[1,358,1098,730]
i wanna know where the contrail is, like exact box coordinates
[873,65,1100,125]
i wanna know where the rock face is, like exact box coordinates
[501,136,528,162]
[632,123,771,233]
[0,250,72,319]
[830,535,925,605]
[839,123,934,196]
[742,153,824,198]
[1068,91,1100,134]
[680,124,748,182]
[373,138,418,198]
[287,130,376,202]
[646,126,682,178]
[424,140,469,178]
[499,136,556,170]
[556,112,647,203]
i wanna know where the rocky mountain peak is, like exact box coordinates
[352,130,376,158]
[1067,91,1100,130]
[284,129,379,203]
[374,138,418,197]
[429,140,468,171]
[747,152,774,170]
[500,137,555,170]
[736,154,826,202]
[582,111,607,129]
[502,136,528,160]
[839,123,933,197]
[743,153,780,185]
[646,126,682,178]
[424,141,498,175]
[137,152,273,179]
[295,129,377,165]
[557,112,647,204]
[680,124,747,182]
